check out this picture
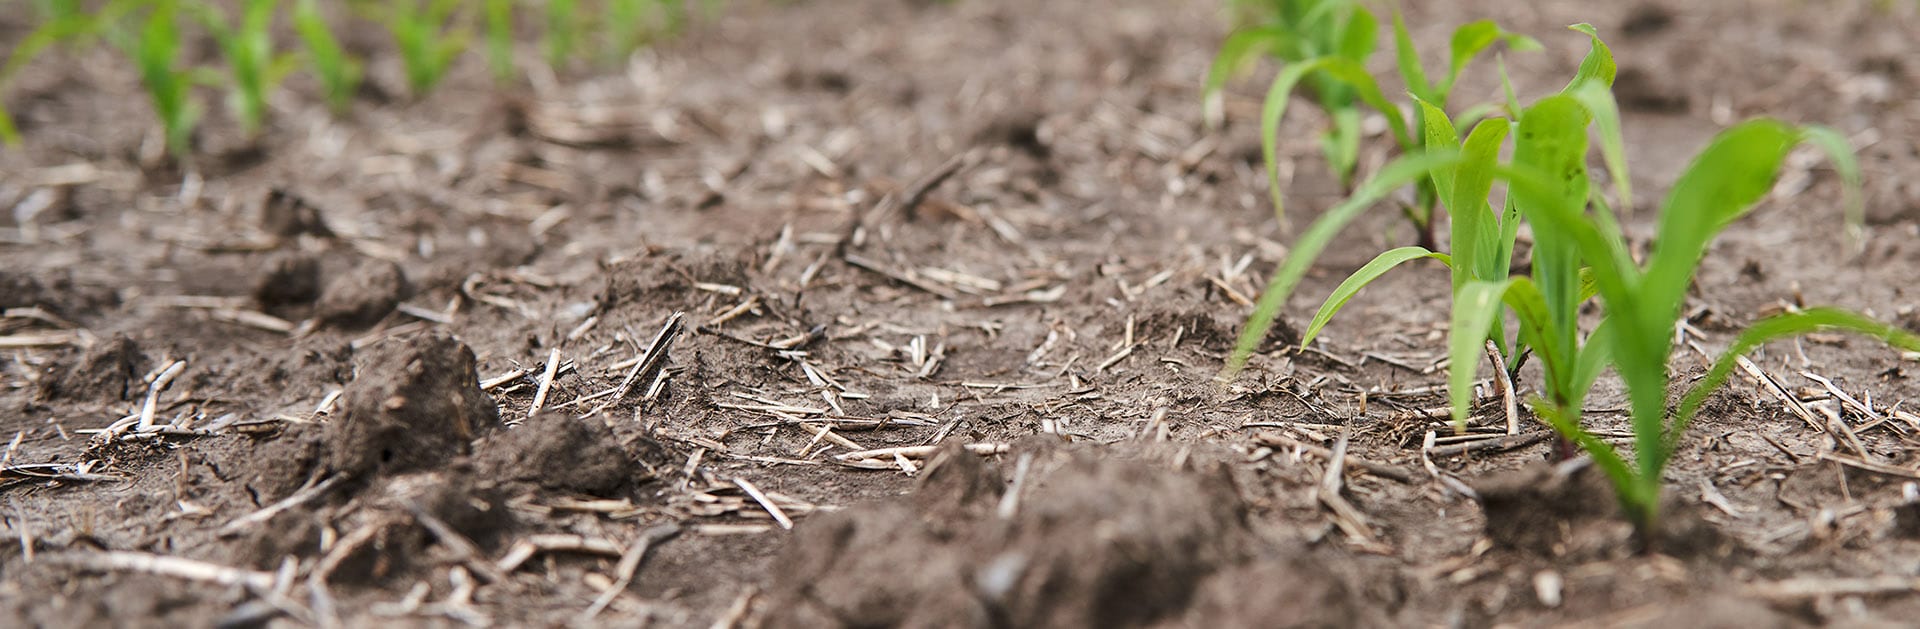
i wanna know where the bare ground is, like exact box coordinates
[3,0,1920,626]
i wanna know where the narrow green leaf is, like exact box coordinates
[1300,246,1450,347]
[1449,279,1513,427]
[1533,401,1646,522]
[1223,149,1464,379]
[1319,57,1413,150]
[1320,108,1363,187]
[1641,120,1799,321]
[1497,53,1522,120]
[1260,57,1336,220]
[1203,26,1290,128]
[1414,97,1458,198]
[1442,20,1538,97]
[1453,117,1510,286]
[1510,95,1591,385]
[1390,10,1431,100]
[1565,24,1617,90]
[1671,308,1920,466]
[1566,80,1632,214]
[1571,319,1613,399]
[1337,7,1378,62]
[1798,125,1865,240]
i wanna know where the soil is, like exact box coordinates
[3,0,1920,627]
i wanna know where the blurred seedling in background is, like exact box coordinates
[111,0,202,158]
[0,0,133,146]
[293,0,362,115]
[373,0,470,97]
[195,0,298,138]
[1205,0,1534,246]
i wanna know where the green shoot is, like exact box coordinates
[379,0,469,97]
[1,0,131,146]
[1204,1,1534,227]
[109,0,200,158]
[195,0,296,137]
[484,0,515,83]
[546,0,580,70]
[1221,24,1913,544]
[293,0,362,114]
[614,0,683,61]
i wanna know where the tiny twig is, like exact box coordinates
[579,523,683,620]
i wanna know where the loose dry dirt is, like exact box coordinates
[3,0,1920,627]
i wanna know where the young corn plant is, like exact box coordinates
[293,0,362,114]
[1220,24,1610,381]
[483,0,516,83]
[195,0,297,137]
[1223,24,1920,543]
[1,0,133,146]
[1204,0,1535,234]
[604,0,676,63]
[1480,96,1920,543]
[108,0,201,158]
[545,0,581,70]
[377,0,469,97]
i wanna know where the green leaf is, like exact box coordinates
[1640,120,1800,321]
[1497,53,1522,119]
[1442,20,1538,97]
[1223,149,1464,380]
[1511,95,1591,385]
[1798,125,1865,240]
[1565,24,1617,90]
[1571,319,1614,399]
[1390,10,1432,100]
[1453,117,1510,286]
[1496,276,1566,402]
[1337,7,1378,62]
[1318,57,1412,150]
[1259,57,1335,221]
[1671,308,1920,466]
[1566,79,1632,214]
[1300,246,1450,348]
[1320,108,1363,186]
[1204,26,1291,127]
[1533,401,1648,526]
[1449,278,1513,427]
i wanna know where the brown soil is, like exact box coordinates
[4,0,1920,626]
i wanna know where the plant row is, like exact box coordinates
[1209,0,1920,546]
[1,0,708,157]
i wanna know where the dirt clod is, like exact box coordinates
[252,253,322,309]
[222,422,327,503]
[326,333,498,476]
[1475,458,1621,556]
[475,412,638,496]
[1182,553,1378,628]
[766,446,1255,628]
[37,334,147,402]
[315,260,409,329]
[597,250,750,312]
[258,188,333,239]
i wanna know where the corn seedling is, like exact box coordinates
[1204,1,1535,231]
[1222,24,1605,383]
[107,0,200,157]
[483,0,516,82]
[293,0,361,114]
[546,0,581,69]
[377,0,469,97]
[1477,98,1917,542]
[195,0,297,137]
[1,0,133,146]
[604,0,675,63]
[1223,24,1919,543]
